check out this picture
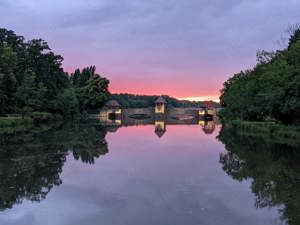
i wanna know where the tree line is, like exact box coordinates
[219,26,300,125]
[111,93,220,108]
[0,27,221,122]
[0,28,110,120]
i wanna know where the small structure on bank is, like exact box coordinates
[203,101,217,116]
[155,96,167,114]
[99,100,122,125]
[105,100,121,109]
[199,101,217,119]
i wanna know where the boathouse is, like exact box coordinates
[155,96,166,114]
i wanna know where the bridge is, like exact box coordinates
[97,97,218,137]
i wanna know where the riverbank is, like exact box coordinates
[0,113,64,136]
[225,120,300,145]
[0,117,34,134]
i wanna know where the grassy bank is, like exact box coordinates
[0,117,34,134]
[0,113,63,135]
[226,120,300,145]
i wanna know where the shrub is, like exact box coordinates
[0,117,33,128]
[30,112,54,123]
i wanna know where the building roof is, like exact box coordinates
[155,129,166,138]
[105,100,120,107]
[202,101,215,108]
[155,96,166,104]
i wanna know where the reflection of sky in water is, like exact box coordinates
[0,125,283,225]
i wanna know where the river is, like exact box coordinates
[0,122,298,225]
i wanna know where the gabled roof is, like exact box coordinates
[105,100,120,107]
[202,101,215,108]
[155,96,166,104]
[155,129,166,138]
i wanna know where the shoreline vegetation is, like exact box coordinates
[0,28,110,125]
[219,26,300,126]
[219,26,300,141]
[0,117,33,135]
[1,27,299,141]
[0,116,65,140]
[223,120,300,146]
[0,28,218,135]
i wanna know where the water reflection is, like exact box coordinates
[218,125,300,225]
[100,114,218,138]
[1,119,298,225]
[154,120,166,138]
[0,119,217,211]
[0,124,108,210]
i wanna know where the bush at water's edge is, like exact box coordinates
[223,120,300,146]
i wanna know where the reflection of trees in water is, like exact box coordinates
[0,124,108,210]
[49,124,108,164]
[218,125,300,225]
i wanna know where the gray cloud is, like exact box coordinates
[0,0,300,95]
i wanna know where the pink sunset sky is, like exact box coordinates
[1,0,300,102]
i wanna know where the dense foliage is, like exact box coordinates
[0,28,109,119]
[220,27,300,124]
[218,125,300,225]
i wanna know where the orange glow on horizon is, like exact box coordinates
[111,90,220,102]
[178,96,220,103]
[64,65,222,102]
[109,85,220,102]
[64,67,221,102]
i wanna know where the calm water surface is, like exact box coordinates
[0,123,299,225]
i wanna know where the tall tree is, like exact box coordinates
[71,66,110,112]
[0,28,111,118]
[220,26,300,124]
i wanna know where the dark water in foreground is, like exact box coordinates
[0,123,299,225]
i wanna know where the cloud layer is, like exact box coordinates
[1,0,300,97]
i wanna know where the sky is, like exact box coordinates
[1,0,300,101]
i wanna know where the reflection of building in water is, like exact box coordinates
[155,120,166,138]
[198,118,216,134]
[199,108,206,116]
[202,120,216,134]
[155,96,166,114]
[198,120,205,127]
[99,97,218,136]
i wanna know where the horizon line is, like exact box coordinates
[111,92,220,102]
